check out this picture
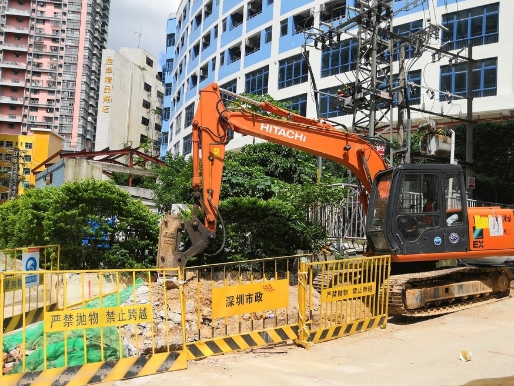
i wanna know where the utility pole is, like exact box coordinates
[466,45,473,199]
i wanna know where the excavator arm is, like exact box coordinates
[158,83,387,270]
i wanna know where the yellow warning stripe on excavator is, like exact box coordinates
[3,303,58,334]
[308,316,386,343]
[187,325,299,359]
[0,351,187,386]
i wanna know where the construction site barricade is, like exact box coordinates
[0,268,187,386]
[1,246,60,334]
[297,255,391,345]
[183,255,303,359]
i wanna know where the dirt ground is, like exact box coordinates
[102,282,514,386]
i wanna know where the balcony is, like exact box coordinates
[0,61,27,69]
[2,25,30,34]
[5,8,30,16]
[0,78,22,86]
[1,43,29,52]
[0,96,24,104]
[0,114,22,122]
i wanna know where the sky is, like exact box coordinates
[107,0,180,67]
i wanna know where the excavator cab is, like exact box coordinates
[366,164,469,256]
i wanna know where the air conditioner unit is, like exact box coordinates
[202,36,209,44]
[248,3,256,12]
[245,38,254,48]
[310,7,315,16]
[199,69,207,77]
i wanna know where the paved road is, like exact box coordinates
[103,292,514,386]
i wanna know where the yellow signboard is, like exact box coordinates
[321,282,376,303]
[212,279,289,319]
[44,305,153,332]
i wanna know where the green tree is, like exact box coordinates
[0,180,159,269]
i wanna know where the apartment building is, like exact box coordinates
[0,0,110,151]
[161,0,514,158]
[95,48,164,155]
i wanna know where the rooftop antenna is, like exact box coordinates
[135,27,147,48]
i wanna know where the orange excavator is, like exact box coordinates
[157,83,514,316]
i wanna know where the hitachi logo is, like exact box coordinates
[260,123,306,142]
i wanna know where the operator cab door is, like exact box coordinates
[392,169,468,255]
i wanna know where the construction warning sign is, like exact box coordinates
[212,280,289,318]
[3,275,23,293]
[321,282,376,303]
[44,305,153,332]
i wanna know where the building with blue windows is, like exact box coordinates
[160,0,514,158]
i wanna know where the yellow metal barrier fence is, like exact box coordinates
[297,255,391,346]
[2,245,60,334]
[0,268,187,386]
[184,255,304,359]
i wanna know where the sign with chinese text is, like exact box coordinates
[467,176,475,189]
[212,280,289,319]
[321,282,376,303]
[102,56,113,113]
[22,247,40,288]
[4,275,23,293]
[44,305,153,332]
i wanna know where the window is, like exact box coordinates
[222,18,227,32]
[0,154,2,160]
[390,20,423,61]
[211,57,216,71]
[6,141,13,148]
[265,26,272,43]
[141,117,149,125]
[442,3,499,51]
[397,173,439,241]
[25,142,33,150]
[202,33,211,50]
[12,70,20,75]
[190,73,198,89]
[230,8,244,29]
[163,108,171,121]
[245,33,260,55]
[278,54,308,89]
[165,83,172,96]
[378,70,421,106]
[144,82,152,92]
[248,0,262,19]
[4,154,12,161]
[142,99,151,109]
[204,1,212,19]
[9,105,17,111]
[320,0,346,23]
[173,141,180,154]
[0,141,3,147]
[192,43,200,59]
[319,86,350,118]
[245,66,269,95]
[228,43,242,63]
[194,11,202,30]
[185,102,195,127]
[146,56,154,68]
[220,52,225,66]
[0,193,7,200]
[440,58,497,99]
[183,133,192,155]
[175,112,182,135]
[14,53,21,58]
[11,88,18,93]
[155,123,162,132]
[280,19,288,36]
[321,38,358,77]
[280,93,307,116]
[293,11,313,34]
[24,155,31,162]
[221,79,237,102]
[167,33,176,47]
[214,25,218,38]
[444,174,463,226]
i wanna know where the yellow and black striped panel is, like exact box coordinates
[187,325,299,359]
[0,351,187,386]
[3,303,58,334]
[308,316,386,343]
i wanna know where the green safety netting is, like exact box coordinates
[3,277,144,374]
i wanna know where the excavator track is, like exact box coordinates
[384,267,512,317]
